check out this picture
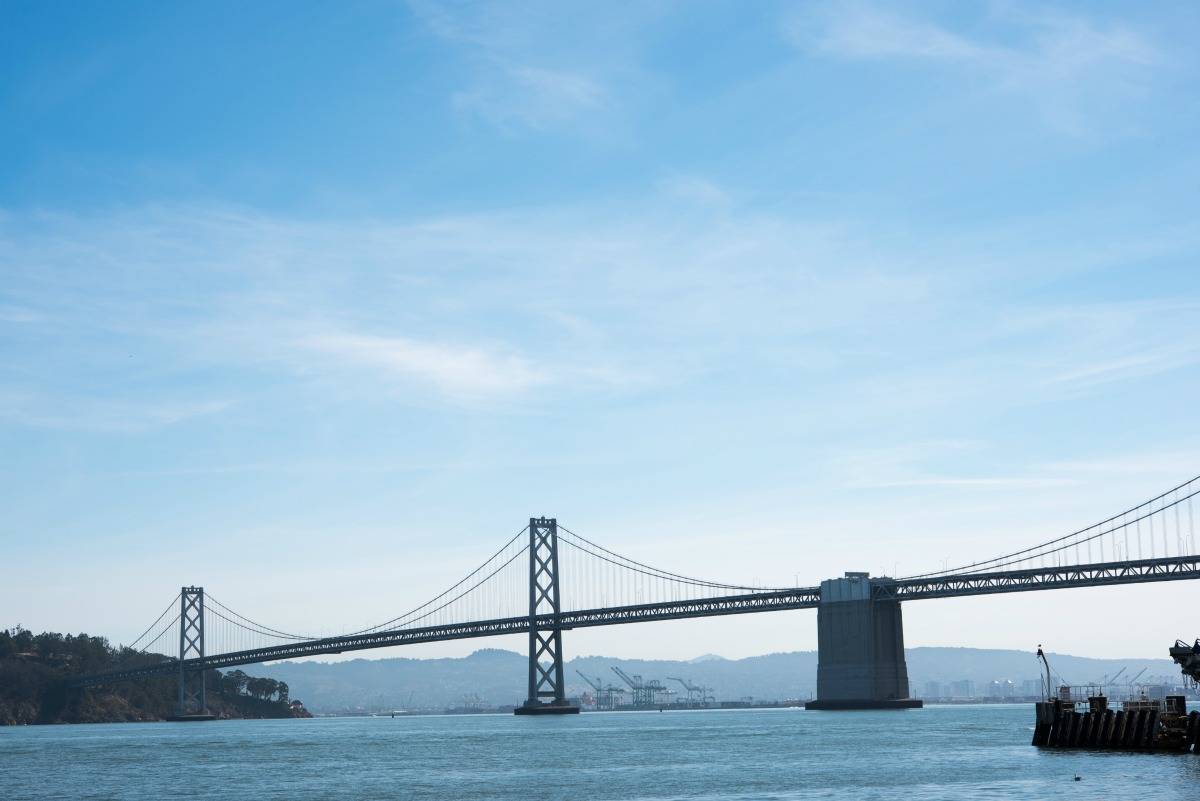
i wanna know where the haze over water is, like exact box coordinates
[4,707,1198,801]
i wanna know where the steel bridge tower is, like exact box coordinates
[175,586,209,719]
[515,518,580,715]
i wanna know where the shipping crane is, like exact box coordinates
[1077,666,1127,699]
[576,670,624,710]
[611,666,668,707]
[576,670,602,695]
[1087,666,1126,688]
[667,676,715,706]
[1123,667,1149,700]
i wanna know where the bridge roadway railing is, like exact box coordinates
[879,555,1200,601]
[69,586,823,687]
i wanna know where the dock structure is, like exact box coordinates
[1033,638,1200,754]
[1034,696,1199,753]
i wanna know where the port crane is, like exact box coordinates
[1078,667,1127,697]
[1104,667,1127,687]
[1124,667,1149,697]
[611,666,668,707]
[667,676,714,706]
[575,670,624,710]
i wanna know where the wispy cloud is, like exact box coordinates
[831,441,1079,492]
[1051,346,1200,387]
[1035,452,1200,480]
[0,391,231,432]
[657,175,730,206]
[408,0,657,134]
[1,199,1196,436]
[799,3,1156,70]
[859,476,1078,490]
[0,305,43,323]
[300,332,548,401]
[790,3,1160,134]
[452,66,607,132]
[997,301,1200,392]
[801,5,993,62]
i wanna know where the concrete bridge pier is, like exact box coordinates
[805,572,922,710]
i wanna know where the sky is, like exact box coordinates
[2,1,1199,662]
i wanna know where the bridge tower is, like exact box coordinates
[515,517,580,715]
[806,573,922,710]
[175,585,209,718]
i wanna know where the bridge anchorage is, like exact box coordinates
[515,518,579,715]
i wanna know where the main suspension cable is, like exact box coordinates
[206,605,312,642]
[197,524,533,643]
[341,525,530,635]
[125,591,182,651]
[902,473,1200,579]
[373,544,529,631]
[206,594,314,640]
[558,524,787,591]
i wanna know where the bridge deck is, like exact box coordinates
[886,555,1200,601]
[72,556,1200,688]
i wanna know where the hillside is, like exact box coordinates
[246,646,1185,713]
[0,627,310,725]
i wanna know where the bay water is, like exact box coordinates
[3,705,1198,800]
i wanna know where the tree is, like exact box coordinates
[247,677,276,700]
[13,627,34,653]
[221,670,250,697]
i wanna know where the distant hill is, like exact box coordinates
[248,646,1184,713]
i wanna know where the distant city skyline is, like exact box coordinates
[3,2,1200,660]
[230,644,1194,712]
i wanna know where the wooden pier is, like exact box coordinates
[1033,696,1200,753]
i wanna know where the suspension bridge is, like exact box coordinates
[71,475,1200,715]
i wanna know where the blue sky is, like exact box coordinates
[2,1,1199,660]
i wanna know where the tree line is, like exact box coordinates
[219,669,289,703]
[0,626,300,724]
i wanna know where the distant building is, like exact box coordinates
[923,680,942,699]
[950,679,975,699]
